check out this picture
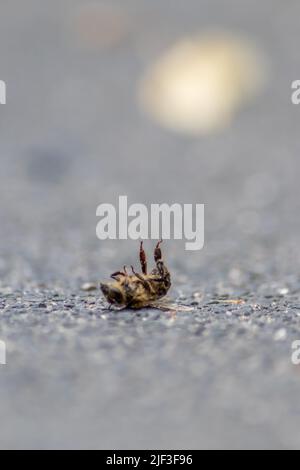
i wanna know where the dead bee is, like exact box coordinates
[100,240,171,309]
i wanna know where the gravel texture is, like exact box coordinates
[1,0,300,450]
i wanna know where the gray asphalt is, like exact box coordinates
[1,0,300,449]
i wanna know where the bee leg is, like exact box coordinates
[130,265,145,282]
[110,270,126,281]
[154,239,163,262]
[130,265,153,292]
[110,263,130,280]
[154,239,164,276]
[139,241,147,275]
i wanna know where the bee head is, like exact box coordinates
[100,282,125,305]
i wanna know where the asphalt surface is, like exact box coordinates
[1,0,300,449]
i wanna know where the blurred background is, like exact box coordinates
[1,0,300,450]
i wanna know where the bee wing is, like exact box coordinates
[148,300,195,313]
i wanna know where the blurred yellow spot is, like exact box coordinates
[139,33,265,135]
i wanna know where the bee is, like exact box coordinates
[100,240,171,309]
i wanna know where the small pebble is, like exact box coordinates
[274,328,287,341]
[278,287,289,296]
[81,282,98,292]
